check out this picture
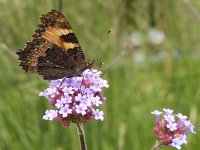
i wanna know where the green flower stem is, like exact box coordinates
[151,140,162,150]
[58,0,62,12]
[76,123,87,150]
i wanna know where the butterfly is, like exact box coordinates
[16,10,94,80]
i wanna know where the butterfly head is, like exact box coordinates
[85,59,95,69]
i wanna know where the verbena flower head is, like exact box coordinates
[40,69,109,127]
[151,108,196,149]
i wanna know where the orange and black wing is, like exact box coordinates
[17,10,86,80]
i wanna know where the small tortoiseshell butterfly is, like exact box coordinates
[17,10,94,80]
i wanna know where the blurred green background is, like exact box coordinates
[0,0,199,149]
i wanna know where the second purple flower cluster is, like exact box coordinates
[152,108,196,149]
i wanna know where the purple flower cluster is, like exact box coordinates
[39,69,109,127]
[151,108,196,149]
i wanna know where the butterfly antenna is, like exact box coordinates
[88,28,112,60]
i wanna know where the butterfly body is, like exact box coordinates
[17,10,94,80]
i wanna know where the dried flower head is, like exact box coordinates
[151,108,196,149]
[40,69,109,127]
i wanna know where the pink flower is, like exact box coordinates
[152,108,195,149]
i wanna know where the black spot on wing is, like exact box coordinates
[60,33,79,43]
